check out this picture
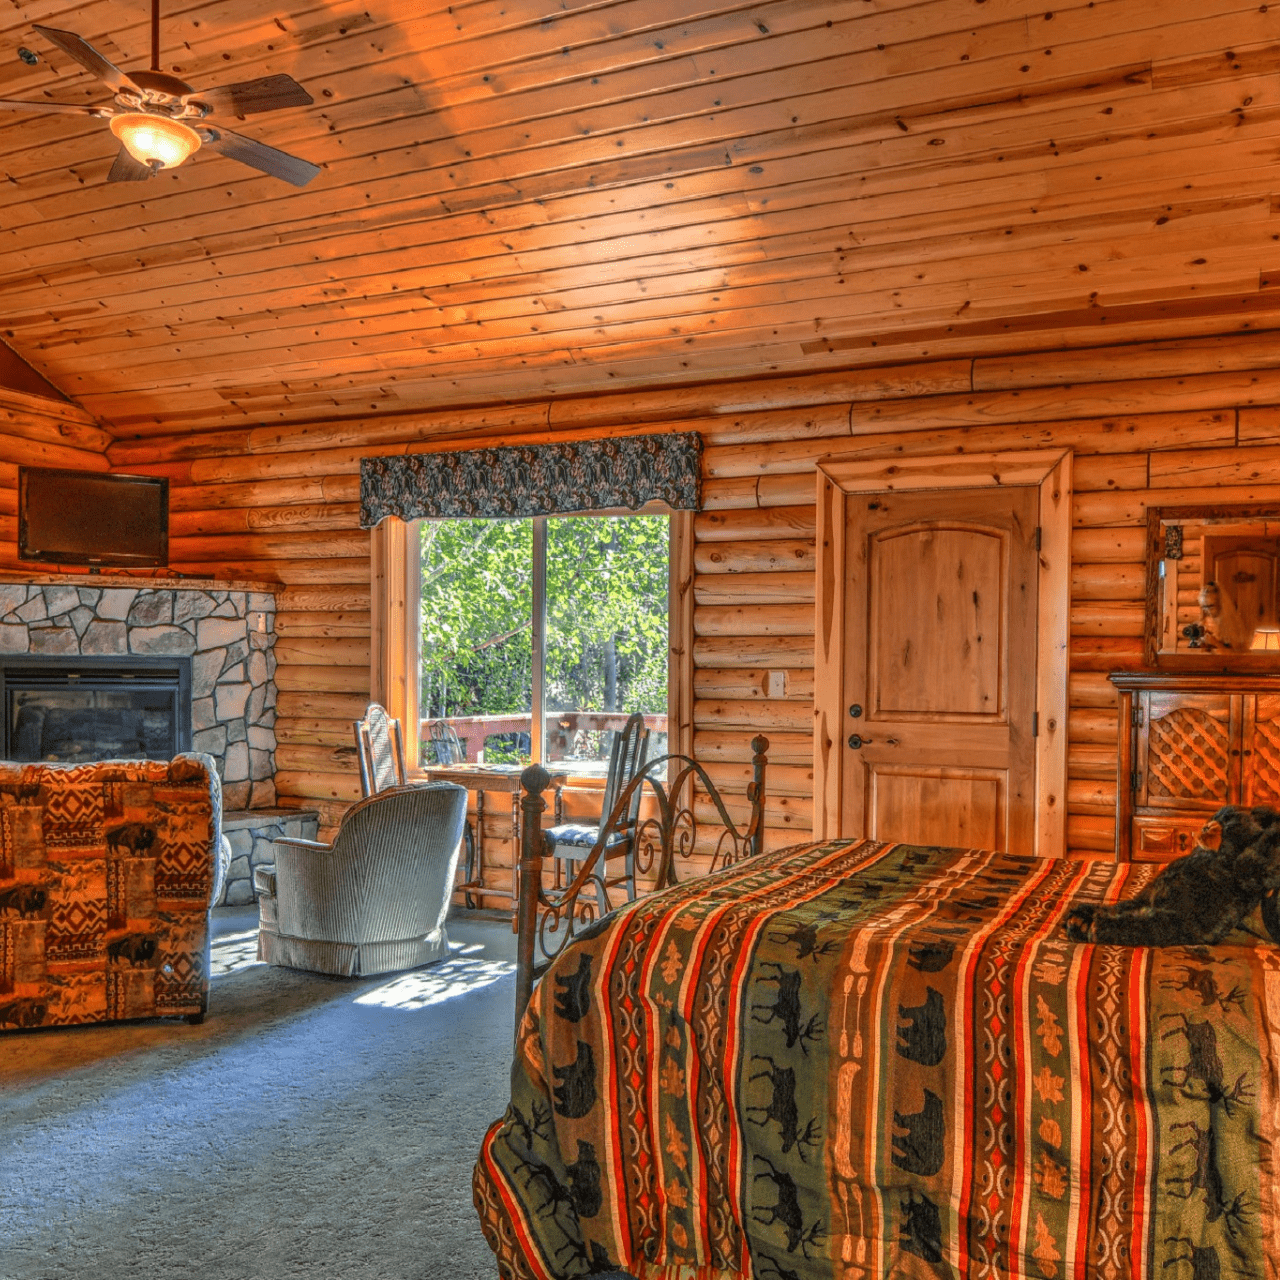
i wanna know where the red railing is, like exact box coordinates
[419,711,668,762]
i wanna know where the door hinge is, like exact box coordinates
[1032,711,1039,737]
[1132,703,1144,727]
[1034,526,1042,552]
[1131,770,1141,794]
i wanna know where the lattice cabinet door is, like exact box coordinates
[1135,692,1239,812]
[1128,691,1240,861]
[1242,695,1280,805]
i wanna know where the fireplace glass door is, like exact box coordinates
[0,659,191,764]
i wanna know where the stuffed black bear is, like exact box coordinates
[1064,805,1280,946]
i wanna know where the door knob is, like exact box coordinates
[848,734,873,749]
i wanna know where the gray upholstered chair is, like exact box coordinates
[254,782,469,977]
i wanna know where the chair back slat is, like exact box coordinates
[353,703,406,796]
[599,713,649,835]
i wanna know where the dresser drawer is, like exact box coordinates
[1131,815,1214,862]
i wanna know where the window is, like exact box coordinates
[416,513,670,771]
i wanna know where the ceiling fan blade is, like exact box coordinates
[203,128,320,187]
[32,25,141,96]
[190,74,313,117]
[0,97,104,115]
[107,146,153,183]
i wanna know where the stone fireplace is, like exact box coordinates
[0,583,277,810]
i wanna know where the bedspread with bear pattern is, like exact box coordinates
[475,837,1280,1280]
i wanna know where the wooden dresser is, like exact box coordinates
[1110,672,1280,861]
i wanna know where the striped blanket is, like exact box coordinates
[474,838,1280,1280]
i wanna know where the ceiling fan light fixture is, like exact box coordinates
[110,112,200,168]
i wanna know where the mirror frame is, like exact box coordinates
[1143,502,1280,671]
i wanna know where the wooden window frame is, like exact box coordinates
[370,509,695,774]
[813,449,1072,857]
[370,518,422,772]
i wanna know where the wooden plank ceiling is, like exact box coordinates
[0,0,1275,437]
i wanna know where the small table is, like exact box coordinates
[421,763,564,910]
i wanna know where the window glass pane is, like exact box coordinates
[543,514,669,774]
[419,518,533,765]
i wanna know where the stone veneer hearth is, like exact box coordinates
[220,808,319,907]
[0,584,277,811]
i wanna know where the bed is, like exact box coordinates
[474,836,1280,1280]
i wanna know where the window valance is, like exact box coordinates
[359,432,702,527]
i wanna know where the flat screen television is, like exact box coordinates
[18,468,168,567]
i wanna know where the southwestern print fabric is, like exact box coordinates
[359,432,702,527]
[0,754,223,1030]
[475,839,1280,1280]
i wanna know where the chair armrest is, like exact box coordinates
[274,837,333,853]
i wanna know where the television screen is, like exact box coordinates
[18,469,168,567]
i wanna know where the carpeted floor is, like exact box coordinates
[0,909,531,1280]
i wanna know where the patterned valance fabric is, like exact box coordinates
[359,432,702,527]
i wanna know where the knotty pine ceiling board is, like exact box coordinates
[0,0,1275,433]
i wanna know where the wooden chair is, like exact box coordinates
[427,718,466,765]
[353,702,407,796]
[545,713,650,913]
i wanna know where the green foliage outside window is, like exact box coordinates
[420,515,668,763]
[421,518,533,728]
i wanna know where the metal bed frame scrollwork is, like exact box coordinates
[513,735,769,1029]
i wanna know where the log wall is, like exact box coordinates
[123,329,1280,861]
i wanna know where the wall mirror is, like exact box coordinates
[1145,504,1280,669]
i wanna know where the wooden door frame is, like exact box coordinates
[813,449,1072,857]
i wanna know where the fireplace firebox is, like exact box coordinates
[0,656,192,764]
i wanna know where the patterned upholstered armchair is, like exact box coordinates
[0,753,228,1031]
[254,782,469,977]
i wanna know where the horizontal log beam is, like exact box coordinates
[693,668,816,700]
[694,538,816,574]
[692,571,814,606]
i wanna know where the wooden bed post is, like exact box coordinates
[749,734,768,861]
[515,764,551,1034]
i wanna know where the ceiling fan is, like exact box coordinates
[0,0,320,186]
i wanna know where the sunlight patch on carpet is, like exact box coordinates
[209,933,515,1001]
[355,945,515,1010]
[210,929,263,977]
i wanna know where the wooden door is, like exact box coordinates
[1204,542,1279,649]
[841,487,1039,850]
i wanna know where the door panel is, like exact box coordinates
[1138,692,1234,810]
[869,526,1007,720]
[844,487,1038,851]
[868,765,1004,849]
[1212,550,1277,631]
[1244,694,1280,805]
